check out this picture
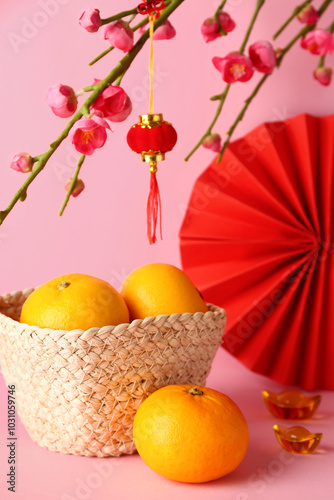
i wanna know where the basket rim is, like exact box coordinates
[0,288,226,336]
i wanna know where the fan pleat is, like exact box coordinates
[180,113,334,390]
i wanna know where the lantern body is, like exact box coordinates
[127,113,177,161]
[126,113,177,245]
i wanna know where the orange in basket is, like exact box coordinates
[20,273,129,330]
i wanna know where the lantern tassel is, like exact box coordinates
[147,162,162,244]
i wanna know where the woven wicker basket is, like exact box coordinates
[0,288,226,457]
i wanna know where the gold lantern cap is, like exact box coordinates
[139,113,164,125]
[141,151,165,163]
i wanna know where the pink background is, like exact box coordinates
[0,0,333,295]
[0,0,334,499]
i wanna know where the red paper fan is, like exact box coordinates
[180,113,334,391]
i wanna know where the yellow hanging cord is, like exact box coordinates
[149,14,155,114]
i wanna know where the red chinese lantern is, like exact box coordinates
[127,113,177,244]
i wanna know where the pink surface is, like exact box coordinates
[0,0,334,294]
[0,347,333,500]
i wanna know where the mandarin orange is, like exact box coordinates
[20,273,129,330]
[121,263,208,320]
[133,384,249,483]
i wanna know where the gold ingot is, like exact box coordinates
[273,425,322,454]
[262,390,321,420]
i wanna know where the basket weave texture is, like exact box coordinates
[0,289,226,457]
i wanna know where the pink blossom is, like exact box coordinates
[314,67,332,86]
[212,53,254,83]
[297,5,319,25]
[153,20,176,40]
[202,133,222,152]
[249,41,277,74]
[69,114,111,155]
[201,13,236,43]
[65,178,85,197]
[46,84,78,118]
[10,152,33,173]
[104,20,134,52]
[301,29,334,56]
[79,8,101,33]
[91,80,132,122]
[138,20,176,40]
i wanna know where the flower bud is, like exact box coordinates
[46,84,78,118]
[104,20,134,52]
[91,81,132,122]
[65,178,85,197]
[79,8,101,33]
[249,41,277,74]
[297,5,319,25]
[314,67,332,86]
[138,20,176,40]
[10,153,33,173]
[201,12,236,43]
[153,20,176,40]
[203,133,222,152]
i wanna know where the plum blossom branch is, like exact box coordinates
[100,8,139,25]
[186,0,333,164]
[88,17,149,66]
[89,0,174,66]
[185,0,265,162]
[101,0,173,25]
[276,0,332,67]
[218,74,269,161]
[215,1,228,36]
[273,0,312,39]
[59,155,86,216]
[218,0,333,161]
[0,0,185,226]
[239,0,265,53]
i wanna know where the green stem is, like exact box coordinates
[89,46,114,66]
[76,84,98,96]
[218,74,269,161]
[59,155,85,216]
[100,0,174,24]
[115,73,125,86]
[132,16,151,32]
[214,0,228,36]
[276,23,315,66]
[317,0,332,16]
[273,0,312,40]
[215,0,228,12]
[185,0,265,162]
[89,16,149,66]
[92,0,175,66]
[100,8,139,25]
[0,0,186,226]
[184,85,231,161]
[217,0,333,162]
[239,0,265,53]
[328,20,334,32]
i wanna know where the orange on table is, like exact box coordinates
[133,384,249,483]
[120,263,208,321]
[20,273,129,330]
